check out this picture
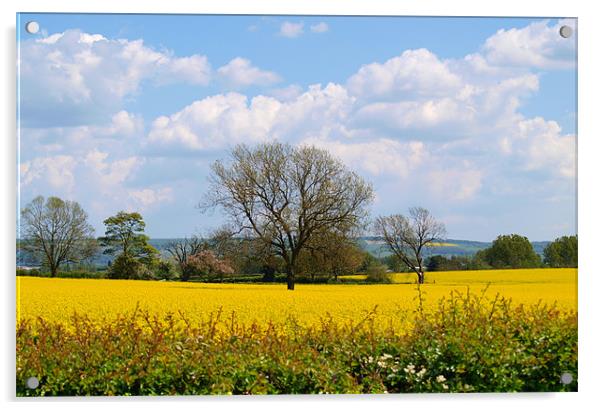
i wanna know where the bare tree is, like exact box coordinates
[203,142,374,290]
[374,207,446,284]
[165,235,207,281]
[20,196,96,277]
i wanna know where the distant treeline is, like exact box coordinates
[18,233,577,283]
[16,236,552,269]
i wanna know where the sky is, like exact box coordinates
[16,14,577,241]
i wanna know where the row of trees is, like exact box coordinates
[20,142,577,289]
[426,234,578,271]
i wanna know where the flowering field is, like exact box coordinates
[17,268,577,330]
[16,268,578,395]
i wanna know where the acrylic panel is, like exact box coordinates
[16,13,577,396]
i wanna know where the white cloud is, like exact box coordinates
[217,57,281,88]
[483,19,576,69]
[267,84,304,101]
[166,55,212,86]
[279,21,304,38]
[347,49,463,101]
[129,187,174,208]
[104,111,144,137]
[302,137,427,179]
[147,83,355,151]
[310,22,329,33]
[507,117,576,178]
[148,93,281,150]
[20,155,78,191]
[83,150,144,189]
[355,98,476,134]
[20,29,212,127]
[426,166,483,201]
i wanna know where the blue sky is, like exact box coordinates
[17,14,577,241]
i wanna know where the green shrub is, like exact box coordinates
[155,260,175,280]
[16,291,576,395]
[57,270,106,279]
[544,235,578,268]
[16,269,44,277]
[365,263,392,283]
[107,254,157,280]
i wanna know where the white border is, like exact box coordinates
[2,1,600,409]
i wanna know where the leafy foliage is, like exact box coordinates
[20,196,97,277]
[477,234,541,269]
[17,291,576,395]
[544,235,577,268]
[365,263,392,283]
[100,212,159,279]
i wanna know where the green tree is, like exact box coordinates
[296,230,365,282]
[20,196,97,277]
[99,212,158,279]
[426,255,472,271]
[543,235,577,268]
[481,234,541,269]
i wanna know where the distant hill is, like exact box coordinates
[17,237,551,268]
[357,237,550,258]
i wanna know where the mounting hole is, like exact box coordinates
[25,21,40,34]
[559,25,573,39]
[26,376,39,389]
[560,372,573,385]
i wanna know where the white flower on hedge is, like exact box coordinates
[416,368,427,378]
[404,364,416,374]
[436,375,446,383]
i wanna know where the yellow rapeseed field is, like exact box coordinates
[17,268,577,330]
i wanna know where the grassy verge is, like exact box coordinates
[17,290,577,395]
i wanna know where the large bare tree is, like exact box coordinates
[204,142,374,290]
[374,207,446,284]
[20,196,96,277]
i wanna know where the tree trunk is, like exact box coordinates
[417,270,425,284]
[49,261,58,278]
[287,275,295,290]
[286,265,295,290]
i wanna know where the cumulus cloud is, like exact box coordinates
[148,93,281,150]
[267,84,304,101]
[129,187,174,208]
[310,22,329,33]
[147,83,355,152]
[279,21,304,38]
[19,18,576,230]
[20,29,211,127]
[101,111,144,138]
[482,19,576,69]
[84,149,144,189]
[426,166,483,201]
[302,137,427,179]
[505,117,576,178]
[20,155,78,191]
[217,57,281,88]
[347,49,463,101]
